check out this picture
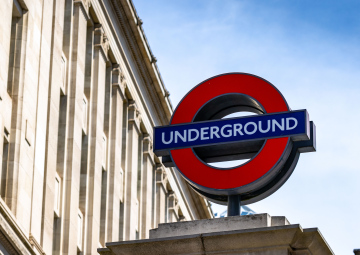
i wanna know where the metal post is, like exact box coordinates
[227,195,241,216]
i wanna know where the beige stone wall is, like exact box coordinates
[0,0,212,254]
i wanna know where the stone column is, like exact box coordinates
[155,165,168,227]
[84,23,108,255]
[60,1,89,254]
[5,5,28,215]
[30,0,60,247]
[123,101,141,240]
[140,135,155,239]
[106,65,126,242]
[39,0,66,251]
[78,20,94,254]
[38,1,65,252]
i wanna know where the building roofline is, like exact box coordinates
[117,0,173,121]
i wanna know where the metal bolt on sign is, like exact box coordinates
[154,73,316,216]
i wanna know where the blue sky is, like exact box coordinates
[133,1,360,253]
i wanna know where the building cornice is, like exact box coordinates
[108,0,173,125]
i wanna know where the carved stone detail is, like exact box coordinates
[143,135,153,153]
[128,100,141,133]
[136,17,143,26]
[74,0,90,19]
[143,135,155,166]
[112,64,126,100]
[94,24,109,59]
[155,165,168,192]
[150,55,157,63]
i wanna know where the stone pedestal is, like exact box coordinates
[98,213,333,255]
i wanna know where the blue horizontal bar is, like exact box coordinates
[154,110,309,153]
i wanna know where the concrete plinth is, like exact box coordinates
[98,214,334,255]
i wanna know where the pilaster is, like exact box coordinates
[155,165,168,227]
[140,135,155,238]
[84,22,108,255]
[105,65,126,242]
[94,24,109,63]
[6,3,29,230]
[123,101,141,240]
[111,65,127,101]
[40,0,67,250]
[60,2,88,254]
[30,0,59,245]
[128,101,142,134]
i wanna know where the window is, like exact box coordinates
[54,174,61,217]
[3,128,9,141]
[119,169,123,198]
[1,129,10,197]
[82,96,88,135]
[135,199,139,232]
[102,134,107,170]
[99,170,107,245]
[25,119,33,146]
[7,0,27,97]
[60,53,67,95]
[119,201,124,240]
[77,210,83,251]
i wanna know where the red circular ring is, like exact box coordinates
[170,73,290,190]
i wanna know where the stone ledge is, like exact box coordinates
[0,199,35,255]
[149,213,289,239]
[100,214,334,255]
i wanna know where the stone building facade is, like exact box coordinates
[0,0,212,254]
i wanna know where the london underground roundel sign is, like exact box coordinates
[154,73,316,205]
